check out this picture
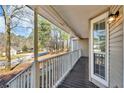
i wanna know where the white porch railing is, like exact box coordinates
[6,49,82,88]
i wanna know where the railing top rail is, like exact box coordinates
[6,49,81,86]
[37,49,79,63]
[93,52,106,55]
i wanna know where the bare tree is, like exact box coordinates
[1,5,33,70]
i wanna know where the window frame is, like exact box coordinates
[90,12,109,87]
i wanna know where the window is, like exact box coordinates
[93,20,106,79]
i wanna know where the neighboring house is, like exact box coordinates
[10,47,17,56]
[2,47,17,56]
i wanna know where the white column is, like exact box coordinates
[31,6,40,88]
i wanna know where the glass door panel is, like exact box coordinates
[93,19,106,79]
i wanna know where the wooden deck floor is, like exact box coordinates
[57,57,98,88]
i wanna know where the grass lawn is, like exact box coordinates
[0,56,6,61]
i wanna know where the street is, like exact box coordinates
[0,51,48,69]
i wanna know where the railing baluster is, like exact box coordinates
[59,56,62,77]
[27,70,29,88]
[45,62,48,88]
[67,54,69,70]
[42,63,44,88]
[29,70,31,88]
[49,59,51,88]
[52,59,54,87]
[54,58,56,84]
[18,76,20,88]
[63,55,65,74]
[55,57,57,82]
[21,74,23,88]
[23,73,26,88]
[53,58,55,84]
[69,53,71,69]
[57,57,59,81]
[16,78,18,87]
[20,75,22,87]
[64,55,66,73]
[14,79,16,87]
[18,76,21,88]
[64,55,66,72]
[60,56,61,77]
[58,56,60,79]
[16,77,18,88]
[61,55,63,76]
[24,72,26,88]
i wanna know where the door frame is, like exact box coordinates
[90,12,109,87]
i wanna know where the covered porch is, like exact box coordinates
[2,5,124,88]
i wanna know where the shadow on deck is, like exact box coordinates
[57,57,98,88]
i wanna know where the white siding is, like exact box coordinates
[70,38,78,51]
[109,5,123,88]
[78,39,89,57]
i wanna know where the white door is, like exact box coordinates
[90,12,109,86]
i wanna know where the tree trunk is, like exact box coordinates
[5,17,11,70]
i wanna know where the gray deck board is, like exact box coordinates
[58,57,98,88]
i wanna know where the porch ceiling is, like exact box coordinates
[52,5,110,38]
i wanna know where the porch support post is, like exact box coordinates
[123,5,124,88]
[31,6,40,88]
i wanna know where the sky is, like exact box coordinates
[0,5,5,32]
[0,16,5,33]
[0,5,33,37]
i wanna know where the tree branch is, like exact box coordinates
[1,6,7,25]
[11,6,24,15]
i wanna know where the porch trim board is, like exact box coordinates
[90,11,109,87]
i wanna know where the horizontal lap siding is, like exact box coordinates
[109,5,123,88]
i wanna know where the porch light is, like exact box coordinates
[108,11,119,23]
